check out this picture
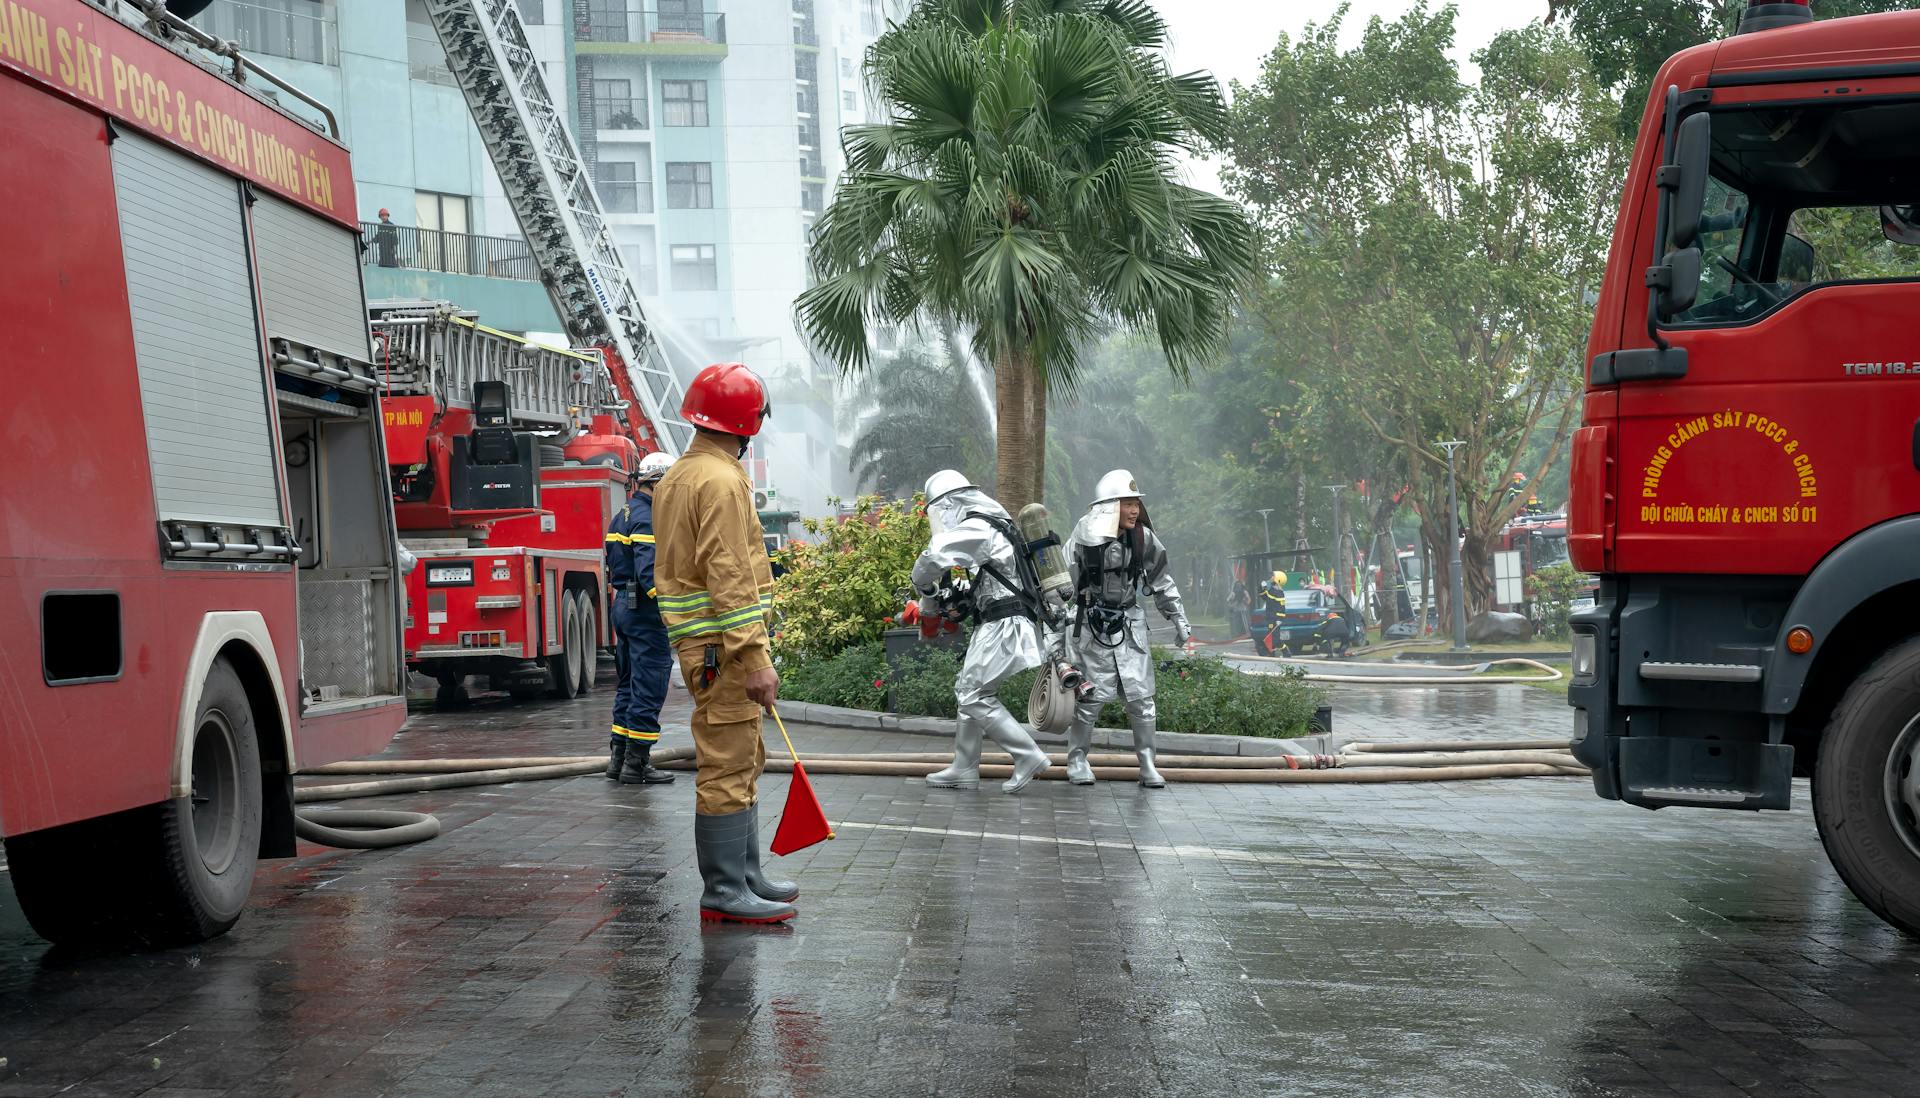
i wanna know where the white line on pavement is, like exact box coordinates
[833,820,1335,866]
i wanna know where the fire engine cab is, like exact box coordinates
[1569,0,1920,934]
[0,0,405,944]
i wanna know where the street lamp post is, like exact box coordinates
[1322,485,1346,600]
[1255,508,1275,554]
[1438,441,1469,652]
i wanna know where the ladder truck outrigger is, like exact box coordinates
[376,0,697,706]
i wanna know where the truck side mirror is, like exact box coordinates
[1649,108,1711,322]
[1668,112,1710,248]
[1881,204,1920,247]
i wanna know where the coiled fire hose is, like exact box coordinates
[289,739,1582,848]
[292,749,697,848]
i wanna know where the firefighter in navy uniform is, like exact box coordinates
[606,450,678,784]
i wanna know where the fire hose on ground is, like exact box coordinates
[290,740,1584,849]
[1227,653,1566,685]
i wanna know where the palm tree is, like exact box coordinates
[796,0,1256,513]
[843,337,994,498]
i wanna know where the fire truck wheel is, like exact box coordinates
[435,674,470,709]
[147,656,264,944]
[1815,635,1920,937]
[572,591,597,695]
[549,596,583,699]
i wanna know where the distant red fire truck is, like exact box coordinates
[0,0,406,944]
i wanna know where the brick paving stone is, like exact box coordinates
[1,673,1916,1097]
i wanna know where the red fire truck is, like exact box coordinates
[372,305,644,706]
[0,0,405,944]
[1569,0,1920,933]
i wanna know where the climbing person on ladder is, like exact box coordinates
[606,450,677,784]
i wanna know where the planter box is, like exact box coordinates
[1311,703,1333,736]
[881,626,965,712]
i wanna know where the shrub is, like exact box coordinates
[776,641,889,710]
[1526,562,1588,642]
[794,640,1327,740]
[771,495,930,663]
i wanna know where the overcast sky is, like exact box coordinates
[1162,0,1548,196]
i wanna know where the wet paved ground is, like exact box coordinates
[4,673,1918,1097]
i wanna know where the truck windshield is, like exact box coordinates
[1671,98,1920,327]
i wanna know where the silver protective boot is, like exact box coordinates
[1064,718,1095,786]
[984,711,1050,793]
[743,801,799,903]
[1131,714,1166,788]
[927,715,985,789]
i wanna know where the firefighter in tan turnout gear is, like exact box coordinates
[653,363,799,924]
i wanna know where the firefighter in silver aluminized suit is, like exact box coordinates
[912,470,1052,793]
[1064,469,1192,788]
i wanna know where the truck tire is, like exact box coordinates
[6,657,265,947]
[572,590,597,695]
[548,596,582,699]
[435,673,470,709]
[1815,635,1920,936]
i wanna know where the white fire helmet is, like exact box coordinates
[924,469,981,535]
[1093,469,1143,505]
[636,451,675,483]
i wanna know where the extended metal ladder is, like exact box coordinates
[423,0,692,454]
[370,300,612,430]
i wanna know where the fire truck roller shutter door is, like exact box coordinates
[111,131,283,530]
[249,193,374,362]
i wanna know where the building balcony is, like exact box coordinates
[593,96,651,133]
[596,180,656,216]
[360,222,540,280]
[577,10,727,61]
[200,0,338,67]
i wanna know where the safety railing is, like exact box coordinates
[583,9,728,45]
[593,96,651,130]
[360,222,541,281]
[200,0,339,66]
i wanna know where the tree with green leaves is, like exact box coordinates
[842,337,993,499]
[1226,5,1624,619]
[1545,0,1908,137]
[796,0,1257,514]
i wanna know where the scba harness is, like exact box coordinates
[1074,535,1146,649]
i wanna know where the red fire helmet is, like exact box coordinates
[682,362,770,437]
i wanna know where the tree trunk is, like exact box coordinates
[1028,370,1048,509]
[992,345,1040,512]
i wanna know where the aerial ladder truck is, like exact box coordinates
[375,0,698,707]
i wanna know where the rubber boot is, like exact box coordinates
[696,808,796,924]
[743,801,799,903]
[619,740,676,785]
[983,710,1050,793]
[927,715,984,789]
[1131,714,1166,789]
[605,733,627,780]
[1064,716,1096,786]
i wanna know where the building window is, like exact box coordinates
[597,162,646,214]
[404,0,456,86]
[840,57,854,80]
[414,191,472,273]
[659,0,708,35]
[202,0,337,66]
[666,163,714,209]
[587,0,628,41]
[801,182,824,214]
[842,90,857,112]
[594,77,647,129]
[671,244,718,291]
[662,80,709,127]
[517,0,545,23]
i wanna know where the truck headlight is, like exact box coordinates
[1572,631,1597,684]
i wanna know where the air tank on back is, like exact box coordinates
[1017,503,1073,606]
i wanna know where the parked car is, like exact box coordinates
[1257,585,1362,657]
